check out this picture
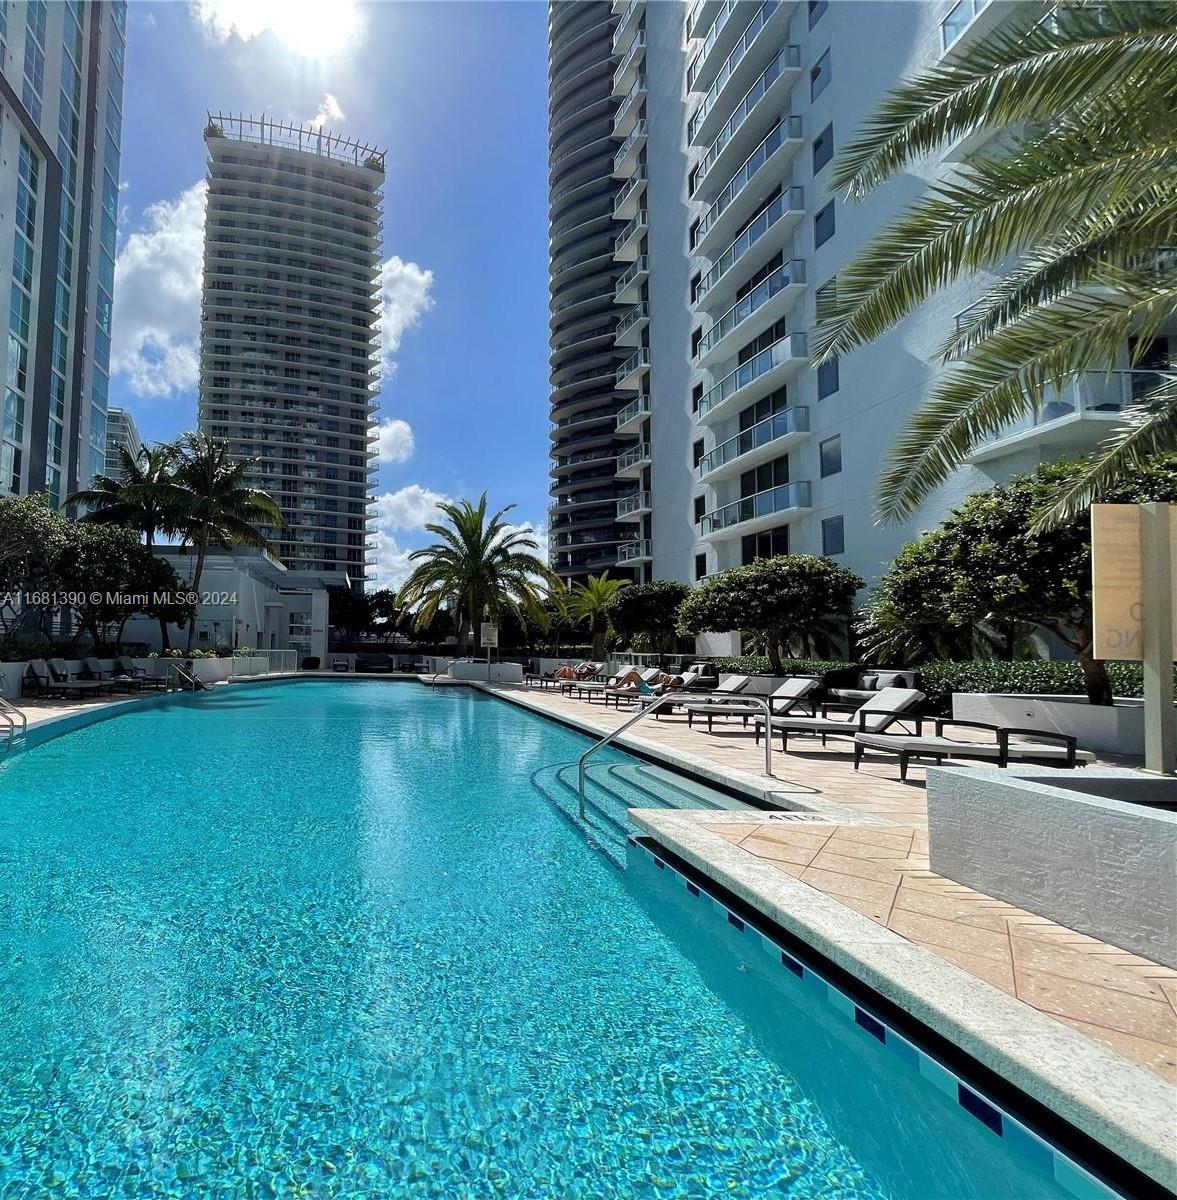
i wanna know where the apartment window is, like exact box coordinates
[690,326,703,358]
[822,515,845,556]
[689,218,701,250]
[812,124,834,175]
[814,201,836,248]
[742,526,789,564]
[693,495,706,522]
[692,382,704,413]
[810,50,831,100]
[819,434,842,477]
[688,163,700,195]
[818,356,840,399]
[808,0,828,27]
[690,271,702,304]
[695,553,708,581]
[741,456,788,497]
[692,438,705,468]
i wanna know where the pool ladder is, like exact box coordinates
[0,695,28,756]
[577,691,775,819]
[164,664,207,693]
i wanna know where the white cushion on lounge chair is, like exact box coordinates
[683,675,817,713]
[678,675,750,706]
[759,687,924,733]
[856,731,1095,762]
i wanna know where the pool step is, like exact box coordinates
[531,757,758,869]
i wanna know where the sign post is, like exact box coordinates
[480,622,499,670]
[1091,503,1176,774]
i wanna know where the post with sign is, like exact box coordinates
[480,622,498,670]
[1091,503,1176,774]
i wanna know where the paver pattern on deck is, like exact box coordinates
[497,684,1177,1083]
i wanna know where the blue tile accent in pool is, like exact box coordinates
[628,837,1124,1200]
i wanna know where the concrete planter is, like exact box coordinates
[448,661,523,683]
[927,768,1177,967]
[952,692,1163,756]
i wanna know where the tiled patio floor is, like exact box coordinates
[492,684,1177,1083]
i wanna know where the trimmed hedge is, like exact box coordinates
[713,656,855,676]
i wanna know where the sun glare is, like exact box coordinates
[267,0,360,58]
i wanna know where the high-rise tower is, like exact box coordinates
[0,0,127,504]
[198,113,384,581]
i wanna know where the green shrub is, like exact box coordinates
[712,656,856,676]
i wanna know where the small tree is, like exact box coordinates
[368,589,400,643]
[603,580,689,661]
[568,572,628,661]
[871,457,1177,704]
[677,556,864,672]
[329,586,373,642]
[0,494,70,651]
[138,554,194,651]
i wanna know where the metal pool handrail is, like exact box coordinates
[0,695,27,753]
[577,691,775,818]
[164,663,205,693]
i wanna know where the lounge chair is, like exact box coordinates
[529,660,599,689]
[661,674,750,713]
[585,666,662,703]
[83,657,141,693]
[30,659,106,699]
[605,670,702,708]
[854,719,1095,781]
[115,656,167,691]
[754,687,926,752]
[560,664,637,699]
[684,675,820,731]
[331,657,351,672]
[355,652,395,673]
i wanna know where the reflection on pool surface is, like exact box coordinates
[0,682,1116,1197]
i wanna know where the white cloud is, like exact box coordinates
[372,484,451,532]
[503,521,550,568]
[190,0,360,55]
[310,93,345,129]
[376,256,434,378]
[373,418,415,464]
[111,180,206,398]
[366,529,417,590]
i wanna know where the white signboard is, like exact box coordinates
[1091,504,1177,661]
[480,622,499,649]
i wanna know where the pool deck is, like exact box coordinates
[7,677,1177,1190]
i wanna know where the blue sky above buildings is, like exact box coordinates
[109,1,552,584]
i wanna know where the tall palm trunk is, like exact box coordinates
[185,531,208,651]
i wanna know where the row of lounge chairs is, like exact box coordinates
[21,658,169,699]
[552,668,1094,779]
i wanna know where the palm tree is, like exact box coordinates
[66,442,185,546]
[172,433,284,648]
[568,572,628,662]
[398,494,555,653]
[814,2,1177,526]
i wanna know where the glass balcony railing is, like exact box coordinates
[941,0,992,50]
[615,73,647,130]
[617,538,652,562]
[614,210,648,255]
[615,348,650,386]
[617,491,651,517]
[616,302,649,338]
[699,481,812,535]
[985,370,1162,440]
[615,393,651,429]
[695,263,804,358]
[617,442,651,472]
[614,254,649,298]
[696,190,803,301]
[695,76,801,196]
[613,170,647,217]
[613,30,646,90]
[686,0,737,90]
[697,407,809,477]
[698,333,808,419]
[695,123,789,246]
[613,120,647,173]
[688,0,785,142]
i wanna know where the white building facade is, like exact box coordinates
[103,404,141,475]
[0,0,127,505]
[549,0,1169,591]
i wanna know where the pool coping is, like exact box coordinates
[630,807,1177,1195]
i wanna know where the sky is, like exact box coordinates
[109,0,553,586]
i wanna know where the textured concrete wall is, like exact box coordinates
[927,768,1177,967]
[952,693,1158,755]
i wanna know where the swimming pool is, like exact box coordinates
[0,681,1124,1197]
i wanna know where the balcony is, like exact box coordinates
[696,406,810,481]
[612,31,646,98]
[941,0,997,52]
[697,333,809,424]
[968,370,1154,464]
[613,0,643,53]
[617,538,653,564]
[551,446,618,477]
[612,120,647,178]
[615,302,650,347]
[617,491,652,520]
[694,91,802,204]
[615,392,651,433]
[694,123,795,259]
[614,209,648,262]
[688,1,791,146]
[688,0,722,39]
[614,73,647,139]
[614,254,649,303]
[615,347,650,389]
[695,261,806,366]
[616,442,652,477]
[613,169,647,221]
[686,0,739,92]
[695,189,805,311]
[699,481,812,539]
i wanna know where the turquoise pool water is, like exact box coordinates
[0,681,1110,1198]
